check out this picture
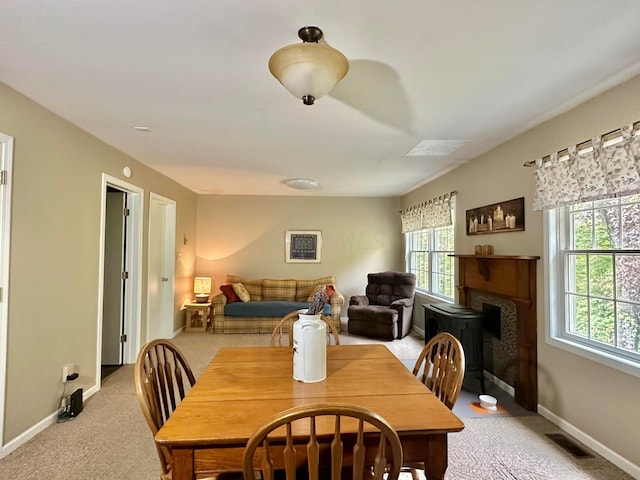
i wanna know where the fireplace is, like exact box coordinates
[451,254,540,411]
[476,297,516,386]
[482,303,501,339]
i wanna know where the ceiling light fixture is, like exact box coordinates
[284,178,320,190]
[269,26,349,105]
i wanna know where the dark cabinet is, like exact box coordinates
[423,303,485,393]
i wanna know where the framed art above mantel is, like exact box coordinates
[285,230,322,263]
[466,197,525,235]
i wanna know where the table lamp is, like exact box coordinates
[194,277,212,303]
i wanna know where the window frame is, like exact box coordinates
[405,224,455,301]
[544,203,640,378]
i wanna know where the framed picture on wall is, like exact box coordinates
[285,230,322,263]
[465,197,525,235]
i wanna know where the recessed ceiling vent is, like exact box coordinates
[406,139,468,156]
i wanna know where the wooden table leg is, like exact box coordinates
[171,448,195,480]
[423,434,448,480]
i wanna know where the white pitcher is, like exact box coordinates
[292,311,327,383]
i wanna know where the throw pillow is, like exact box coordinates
[307,285,326,302]
[306,284,326,302]
[232,283,250,302]
[220,284,240,303]
[326,284,335,301]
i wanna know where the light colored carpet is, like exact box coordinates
[0,331,633,480]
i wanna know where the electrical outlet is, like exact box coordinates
[61,364,75,382]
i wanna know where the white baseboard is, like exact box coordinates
[538,405,640,479]
[84,384,99,399]
[412,325,425,338]
[480,375,639,478]
[483,371,515,397]
[473,375,638,478]
[1,383,99,458]
[173,326,185,338]
[1,410,58,458]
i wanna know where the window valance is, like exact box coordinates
[529,122,640,211]
[400,192,455,233]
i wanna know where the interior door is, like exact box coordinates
[102,190,126,365]
[147,193,176,340]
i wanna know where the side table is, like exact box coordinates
[184,302,212,332]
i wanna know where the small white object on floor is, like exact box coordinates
[479,394,498,411]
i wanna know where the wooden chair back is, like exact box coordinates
[412,332,465,410]
[135,339,196,476]
[270,311,340,347]
[242,403,403,480]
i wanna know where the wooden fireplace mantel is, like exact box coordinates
[450,254,540,411]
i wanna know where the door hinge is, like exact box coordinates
[0,170,7,185]
[120,334,127,343]
[121,271,129,280]
[123,208,130,217]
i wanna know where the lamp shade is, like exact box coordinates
[269,27,349,105]
[193,277,212,295]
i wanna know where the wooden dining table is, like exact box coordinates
[155,344,465,480]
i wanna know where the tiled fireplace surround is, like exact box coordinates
[453,254,540,411]
[469,293,517,387]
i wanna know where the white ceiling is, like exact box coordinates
[2,1,640,197]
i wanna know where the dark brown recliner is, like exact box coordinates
[347,272,416,340]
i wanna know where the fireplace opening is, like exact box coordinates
[482,303,501,339]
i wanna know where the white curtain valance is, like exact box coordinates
[400,192,455,233]
[532,123,640,210]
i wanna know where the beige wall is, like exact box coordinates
[0,82,197,444]
[2,68,639,472]
[195,196,403,300]
[401,74,640,470]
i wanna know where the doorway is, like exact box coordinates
[146,193,176,340]
[101,187,126,379]
[97,175,143,387]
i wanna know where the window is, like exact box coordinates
[549,193,640,370]
[405,224,455,300]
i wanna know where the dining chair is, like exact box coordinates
[270,311,340,347]
[242,403,403,480]
[413,332,466,409]
[406,332,465,479]
[135,339,241,480]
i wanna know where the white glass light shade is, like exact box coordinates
[269,43,349,104]
[284,178,320,190]
[193,277,212,295]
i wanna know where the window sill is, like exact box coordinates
[414,290,453,303]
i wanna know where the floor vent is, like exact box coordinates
[545,433,594,458]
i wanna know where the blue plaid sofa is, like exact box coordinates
[211,274,344,334]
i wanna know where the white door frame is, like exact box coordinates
[96,174,143,388]
[147,193,176,340]
[0,133,14,456]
